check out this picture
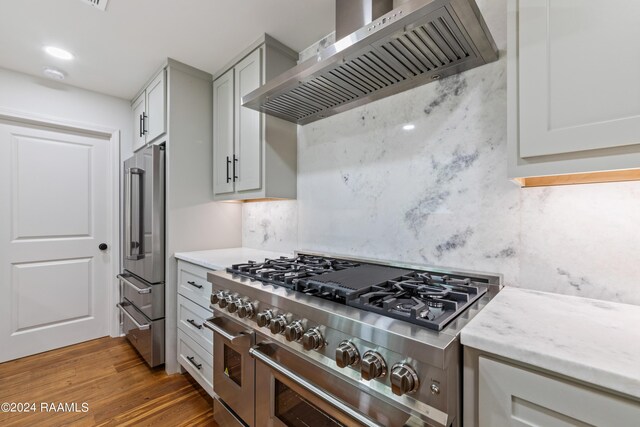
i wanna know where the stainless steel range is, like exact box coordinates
[205,252,501,427]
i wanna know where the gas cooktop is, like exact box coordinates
[228,253,489,331]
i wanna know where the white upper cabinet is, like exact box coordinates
[130,68,166,152]
[131,92,146,153]
[145,70,166,143]
[212,35,298,201]
[234,48,262,193]
[213,69,235,195]
[508,0,640,185]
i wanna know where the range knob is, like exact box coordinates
[210,291,222,305]
[217,293,229,309]
[269,315,288,334]
[227,298,244,313]
[360,351,387,381]
[237,302,255,319]
[390,364,420,396]
[335,341,360,368]
[284,321,304,342]
[224,295,237,312]
[302,328,324,351]
[256,310,273,328]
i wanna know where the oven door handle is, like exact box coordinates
[249,345,384,427]
[203,317,250,346]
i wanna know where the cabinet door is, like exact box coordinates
[131,92,146,153]
[518,0,640,158]
[213,69,235,195]
[478,357,640,426]
[234,48,262,192]
[145,69,166,143]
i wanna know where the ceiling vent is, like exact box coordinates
[80,0,109,11]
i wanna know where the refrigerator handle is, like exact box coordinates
[126,167,145,260]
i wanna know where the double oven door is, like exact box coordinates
[206,315,256,426]
[207,312,409,427]
[251,342,377,427]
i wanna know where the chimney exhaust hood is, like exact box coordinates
[242,0,498,125]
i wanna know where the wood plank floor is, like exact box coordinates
[0,337,217,426]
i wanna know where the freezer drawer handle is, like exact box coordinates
[204,317,250,346]
[117,274,152,294]
[116,303,150,331]
[187,319,203,329]
[250,345,384,427]
[187,280,203,289]
[187,356,202,370]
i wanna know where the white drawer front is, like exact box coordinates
[177,260,213,309]
[178,294,213,351]
[479,356,640,427]
[178,329,214,397]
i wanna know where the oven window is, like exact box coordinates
[275,380,346,427]
[223,344,242,386]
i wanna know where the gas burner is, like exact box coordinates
[227,253,489,331]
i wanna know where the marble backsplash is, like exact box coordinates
[242,0,640,305]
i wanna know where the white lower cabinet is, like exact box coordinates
[177,260,215,397]
[177,330,214,397]
[478,357,640,426]
[178,261,212,309]
[178,295,213,349]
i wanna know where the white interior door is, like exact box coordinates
[0,121,111,362]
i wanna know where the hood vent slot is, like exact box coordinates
[243,0,498,125]
[80,0,109,11]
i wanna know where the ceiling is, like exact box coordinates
[0,0,334,99]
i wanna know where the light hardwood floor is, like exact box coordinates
[0,337,216,426]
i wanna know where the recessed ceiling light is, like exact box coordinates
[402,124,415,131]
[44,46,74,60]
[43,67,66,80]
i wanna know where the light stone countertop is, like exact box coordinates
[461,287,640,400]
[174,247,292,271]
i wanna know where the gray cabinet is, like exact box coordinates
[212,35,298,201]
[508,0,640,186]
[478,357,640,427]
[213,69,235,195]
[131,69,166,152]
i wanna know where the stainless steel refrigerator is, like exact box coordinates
[117,144,165,367]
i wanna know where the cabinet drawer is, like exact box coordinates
[178,261,213,309]
[118,300,164,367]
[478,357,640,427]
[178,294,213,351]
[178,329,214,397]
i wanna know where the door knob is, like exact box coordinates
[99,243,108,251]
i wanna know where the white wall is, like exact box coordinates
[0,67,131,158]
[242,0,640,306]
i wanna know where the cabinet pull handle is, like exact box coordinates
[187,280,203,289]
[139,114,143,137]
[226,156,231,183]
[233,155,238,182]
[187,319,203,329]
[186,356,202,370]
[142,113,148,135]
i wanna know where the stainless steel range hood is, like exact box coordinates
[242,0,498,125]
